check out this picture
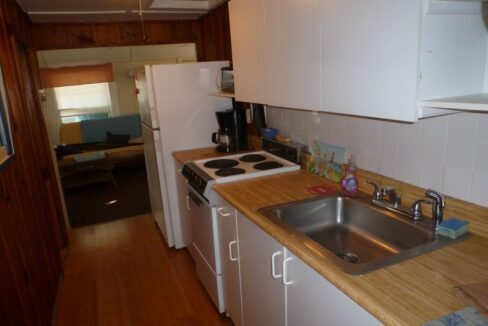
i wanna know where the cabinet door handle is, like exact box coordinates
[282,257,293,286]
[186,195,191,210]
[217,207,231,217]
[271,251,283,279]
[229,241,238,261]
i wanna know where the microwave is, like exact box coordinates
[219,66,234,92]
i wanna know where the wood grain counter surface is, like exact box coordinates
[213,170,488,326]
[172,147,249,164]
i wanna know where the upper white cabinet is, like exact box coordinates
[320,0,422,122]
[228,0,267,104]
[418,0,488,115]
[229,0,488,121]
[265,0,322,111]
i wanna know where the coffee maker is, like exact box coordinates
[212,107,247,153]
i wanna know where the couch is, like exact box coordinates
[57,114,145,169]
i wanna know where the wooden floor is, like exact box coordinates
[56,214,233,326]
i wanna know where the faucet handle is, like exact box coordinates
[367,180,383,200]
[382,186,401,207]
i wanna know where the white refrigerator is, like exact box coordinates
[135,61,232,248]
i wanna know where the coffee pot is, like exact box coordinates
[212,108,247,153]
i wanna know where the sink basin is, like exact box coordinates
[259,194,467,275]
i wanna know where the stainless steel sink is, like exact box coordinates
[259,194,468,275]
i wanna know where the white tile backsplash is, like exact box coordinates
[378,122,400,178]
[470,172,488,207]
[474,141,488,174]
[445,138,476,171]
[422,115,449,141]
[442,168,472,201]
[448,113,479,142]
[477,114,488,142]
[267,107,487,207]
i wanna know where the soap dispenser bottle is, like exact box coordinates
[341,155,358,196]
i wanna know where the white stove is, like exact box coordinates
[182,151,300,205]
[180,150,300,314]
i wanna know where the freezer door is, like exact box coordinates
[142,125,174,246]
[135,66,159,129]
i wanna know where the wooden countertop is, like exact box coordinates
[173,147,226,164]
[214,170,488,325]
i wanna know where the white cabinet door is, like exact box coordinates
[237,211,286,326]
[229,0,267,104]
[265,0,322,111]
[285,249,382,326]
[216,196,243,326]
[320,0,422,122]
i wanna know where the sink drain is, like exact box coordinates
[336,252,359,263]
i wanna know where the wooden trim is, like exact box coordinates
[30,20,199,50]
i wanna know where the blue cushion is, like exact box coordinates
[80,114,141,143]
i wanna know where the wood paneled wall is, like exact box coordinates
[197,3,232,62]
[29,3,233,62]
[30,20,199,50]
[0,0,66,325]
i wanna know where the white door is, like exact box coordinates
[135,67,159,129]
[229,0,267,104]
[265,0,322,111]
[320,0,421,122]
[237,211,286,326]
[285,249,382,326]
[141,125,173,246]
[216,196,243,326]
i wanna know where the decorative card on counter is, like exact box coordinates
[307,141,347,183]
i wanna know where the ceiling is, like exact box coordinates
[15,0,226,23]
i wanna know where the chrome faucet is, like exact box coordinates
[367,180,430,221]
[425,189,445,229]
[410,199,432,221]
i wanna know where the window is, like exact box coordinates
[54,82,112,123]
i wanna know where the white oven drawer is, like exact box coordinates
[193,243,225,313]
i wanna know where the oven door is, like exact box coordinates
[187,186,221,275]
[187,185,225,312]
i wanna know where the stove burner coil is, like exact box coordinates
[253,161,284,170]
[239,154,267,163]
[204,159,239,169]
[215,167,246,177]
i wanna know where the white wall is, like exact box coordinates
[267,107,488,207]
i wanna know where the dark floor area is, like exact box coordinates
[64,164,151,227]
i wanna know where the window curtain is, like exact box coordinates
[40,63,115,88]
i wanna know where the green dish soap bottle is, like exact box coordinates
[341,155,358,196]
